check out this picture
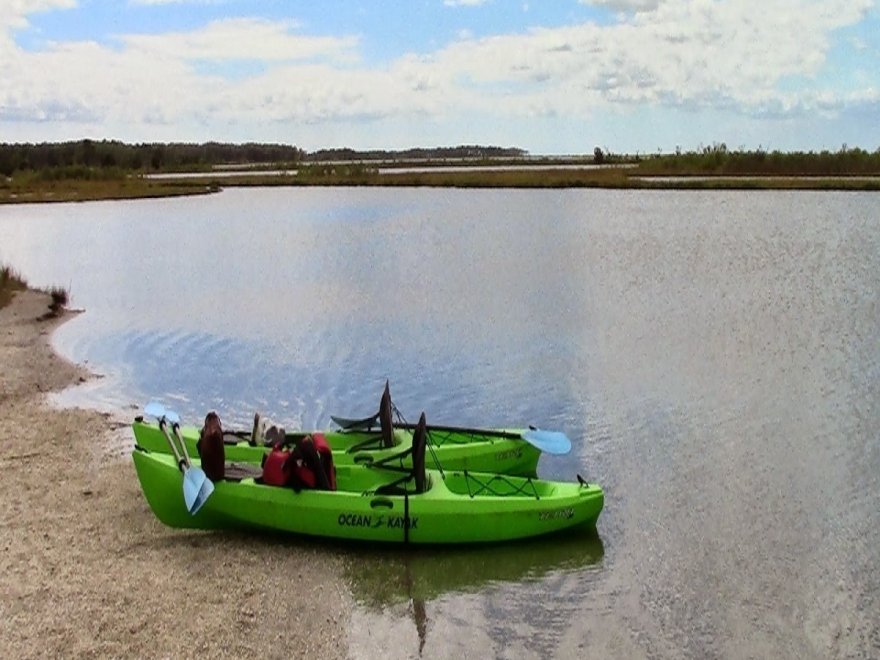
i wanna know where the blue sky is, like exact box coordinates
[1,0,878,154]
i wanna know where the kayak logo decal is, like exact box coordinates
[386,515,418,530]
[539,507,575,521]
[495,447,523,461]
[337,513,382,528]
[337,513,419,530]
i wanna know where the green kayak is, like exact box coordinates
[131,414,603,545]
[131,418,542,476]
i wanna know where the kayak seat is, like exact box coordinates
[250,411,262,446]
[223,462,263,482]
[373,411,428,495]
[412,412,427,494]
[197,412,225,482]
[379,381,394,448]
[264,424,286,446]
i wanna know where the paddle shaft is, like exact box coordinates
[158,419,187,470]
[388,421,526,441]
[171,422,193,467]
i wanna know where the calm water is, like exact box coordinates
[1,188,878,658]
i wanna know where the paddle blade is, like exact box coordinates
[190,476,214,515]
[144,401,166,421]
[331,413,379,430]
[164,409,181,426]
[183,467,212,514]
[521,429,572,455]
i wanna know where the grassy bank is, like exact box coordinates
[0,263,68,313]
[2,149,880,204]
[129,166,880,191]
[0,173,219,204]
[3,169,880,202]
[0,265,27,309]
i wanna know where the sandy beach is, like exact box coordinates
[0,289,352,658]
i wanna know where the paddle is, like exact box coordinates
[165,408,215,512]
[521,428,572,455]
[330,414,572,455]
[144,401,214,514]
[331,412,380,431]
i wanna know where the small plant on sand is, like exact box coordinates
[47,285,69,315]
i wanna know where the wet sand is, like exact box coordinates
[0,289,352,658]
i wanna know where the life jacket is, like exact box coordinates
[288,435,333,492]
[260,434,336,492]
[197,412,225,481]
[261,443,292,487]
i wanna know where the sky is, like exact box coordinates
[1,0,878,155]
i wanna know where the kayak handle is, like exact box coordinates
[353,454,374,465]
[370,497,394,510]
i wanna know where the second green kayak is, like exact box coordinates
[131,417,542,476]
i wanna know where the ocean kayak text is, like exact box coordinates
[337,513,419,529]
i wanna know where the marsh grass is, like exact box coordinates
[0,264,28,309]
[0,175,218,204]
[636,145,880,177]
[3,153,880,203]
[0,262,71,315]
[214,166,880,190]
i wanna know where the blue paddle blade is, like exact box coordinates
[190,474,214,515]
[183,467,212,514]
[165,409,181,426]
[521,429,572,455]
[144,401,166,420]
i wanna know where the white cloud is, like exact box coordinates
[579,0,662,11]
[0,0,876,146]
[129,0,227,5]
[1,0,76,31]
[415,0,875,117]
[121,18,359,63]
[444,0,491,7]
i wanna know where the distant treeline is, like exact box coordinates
[0,140,306,177]
[638,143,880,176]
[4,139,880,179]
[304,145,528,162]
[0,140,528,178]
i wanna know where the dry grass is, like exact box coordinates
[1,263,70,315]
[192,167,880,190]
[0,264,28,309]
[3,167,880,206]
[0,176,219,204]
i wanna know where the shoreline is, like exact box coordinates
[0,289,351,658]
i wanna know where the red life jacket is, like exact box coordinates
[260,435,336,491]
[261,444,292,487]
[290,458,318,490]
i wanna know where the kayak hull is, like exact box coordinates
[132,447,603,545]
[131,419,541,477]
